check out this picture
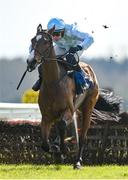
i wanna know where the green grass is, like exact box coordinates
[0,164,128,179]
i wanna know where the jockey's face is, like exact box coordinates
[52,31,64,41]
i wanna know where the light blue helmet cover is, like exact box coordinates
[47,18,65,32]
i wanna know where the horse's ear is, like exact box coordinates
[48,25,55,35]
[37,24,42,33]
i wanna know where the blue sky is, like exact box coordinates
[0,0,128,61]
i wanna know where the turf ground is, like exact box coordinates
[0,164,128,179]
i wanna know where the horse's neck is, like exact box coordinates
[42,51,61,83]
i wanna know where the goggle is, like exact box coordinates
[52,32,61,37]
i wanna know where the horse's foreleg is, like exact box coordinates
[41,119,51,152]
[57,118,67,153]
[57,109,73,154]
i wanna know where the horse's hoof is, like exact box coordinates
[73,162,82,169]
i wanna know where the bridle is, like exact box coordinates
[31,28,80,70]
[33,31,53,64]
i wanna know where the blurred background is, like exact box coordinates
[0,0,128,110]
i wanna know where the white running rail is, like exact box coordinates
[0,103,41,121]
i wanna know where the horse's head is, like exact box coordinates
[27,24,55,64]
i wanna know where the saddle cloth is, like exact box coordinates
[69,70,93,95]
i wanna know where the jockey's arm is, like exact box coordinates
[70,24,94,50]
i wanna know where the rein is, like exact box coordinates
[39,48,80,69]
[33,30,80,70]
[41,56,79,69]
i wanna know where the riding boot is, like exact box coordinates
[74,70,93,95]
[32,79,41,91]
[66,54,93,94]
[32,65,42,91]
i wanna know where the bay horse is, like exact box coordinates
[27,24,99,169]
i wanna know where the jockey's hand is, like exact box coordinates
[27,59,37,72]
[69,45,83,54]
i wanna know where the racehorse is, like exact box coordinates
[27,24,99,169]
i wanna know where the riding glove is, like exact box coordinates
[69,45,83,54]
[27,59,36,72]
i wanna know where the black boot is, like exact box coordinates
[32,65,42,91]
[32,79,41,91]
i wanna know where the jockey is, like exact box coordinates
[32,17,94,94]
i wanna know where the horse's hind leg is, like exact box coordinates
[74,89,99,169]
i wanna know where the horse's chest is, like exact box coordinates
[44,98,66,112]
[39,80,71,120]
[41,94,67,119]
[42,87,67,106]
